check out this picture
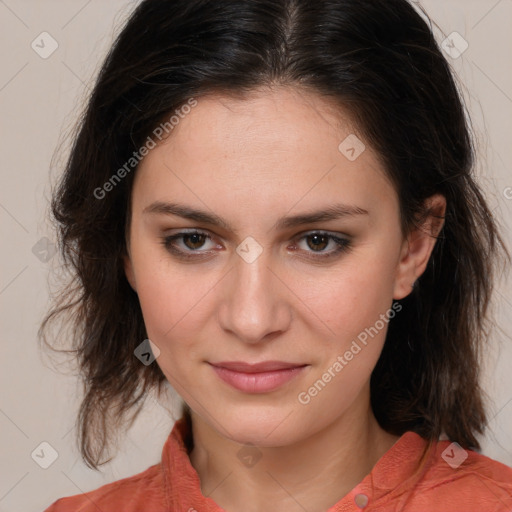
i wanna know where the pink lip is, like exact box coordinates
[208,361,309,393]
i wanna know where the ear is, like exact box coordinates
[393,194,446,300]
[123,251,137,292]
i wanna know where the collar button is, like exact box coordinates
[354,493,369,508]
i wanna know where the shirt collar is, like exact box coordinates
[161,417,433,511]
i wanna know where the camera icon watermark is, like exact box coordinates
[32,237,57,262]
[31,32,59,59]
[31,441,59,469]
[237,444,262,468]
[134,339,161,365]
[441,31,468,59]
[441,441,468,469]
[236,236,263,263]
[338,134,366,161]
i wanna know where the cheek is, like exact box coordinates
[137,272,203,342]
[134,266,175,336]
[129,240,184,335]
[299,255,396,338]
[131,244,219,357]
[133,261,206,388]
[296,265,394,421]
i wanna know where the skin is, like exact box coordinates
[124,86,446,512]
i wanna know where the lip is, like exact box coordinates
[210,360,307,372]
[208,361,309,393]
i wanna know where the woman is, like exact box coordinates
[41,0,512,510]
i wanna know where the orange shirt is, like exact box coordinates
[43,417,512,511]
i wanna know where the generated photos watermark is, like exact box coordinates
[297,301,402,405]
[93,97,198,200]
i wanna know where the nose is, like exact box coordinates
[218,248,292,344]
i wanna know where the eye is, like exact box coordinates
[291,231,351,259]
[161,230,220,259]
[161,229,351,262]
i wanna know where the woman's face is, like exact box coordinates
[124,86,424,447]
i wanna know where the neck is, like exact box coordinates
[189,391,400,512]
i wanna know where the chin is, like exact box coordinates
[213,405,305,447]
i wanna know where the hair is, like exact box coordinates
[40,0,510,470]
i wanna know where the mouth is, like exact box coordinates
[208,361,309,393]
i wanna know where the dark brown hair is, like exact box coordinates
[40,0,510,469]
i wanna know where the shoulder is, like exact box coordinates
[42,462,167,512]
[407,440,512,511]
[42,418,191,512]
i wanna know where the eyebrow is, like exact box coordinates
[143,201,369,232]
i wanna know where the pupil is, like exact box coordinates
[185,233,204,249]
[308,234,328,251]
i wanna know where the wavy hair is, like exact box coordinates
[40,0,510,469]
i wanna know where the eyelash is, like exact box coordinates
[160,229,352,261]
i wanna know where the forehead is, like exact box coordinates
[132,86,398,226]
[162,86,358,158]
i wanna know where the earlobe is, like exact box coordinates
[393,194,446,300]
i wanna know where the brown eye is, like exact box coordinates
[293,231,352,260]
[182,233,207,250]
[305,234,329,251]
[161,230,218,259]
